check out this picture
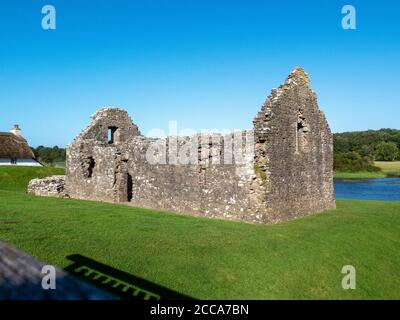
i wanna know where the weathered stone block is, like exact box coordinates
[28,175,68,198]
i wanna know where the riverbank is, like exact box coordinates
[334,161,400,179]
[334,171,386,179]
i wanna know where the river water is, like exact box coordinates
[334,178,400,201]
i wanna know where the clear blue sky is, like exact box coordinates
[0,0,399,147]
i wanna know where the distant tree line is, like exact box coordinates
[333,129,400,171]
[334,129,400,160]
[31,146,66,164]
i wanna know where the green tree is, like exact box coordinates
[359,145,374,157]
[31,146,66,164]
[334,152,380,172]
[375,142,399,161]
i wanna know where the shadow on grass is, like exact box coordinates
[65,254,193,300]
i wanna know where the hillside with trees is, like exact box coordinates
[333,129,400,173]
[333,129,400,159]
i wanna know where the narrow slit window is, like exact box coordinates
[296,114,309,153]
[108,127,118,144]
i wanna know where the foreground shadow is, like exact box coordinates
[65,254,193,300]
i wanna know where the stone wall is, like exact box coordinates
[42,67,335,224]
[66,108,140,202]
[253,68,335,223]
[121,133,266,223]
[0,241,115,299]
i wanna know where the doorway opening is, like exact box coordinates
[127,173,133,202]
[87,157,95,178]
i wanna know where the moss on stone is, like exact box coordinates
[254,163,267,186]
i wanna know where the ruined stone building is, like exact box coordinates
[29,68,336,224]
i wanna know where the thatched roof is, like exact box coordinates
[0,133,35,159]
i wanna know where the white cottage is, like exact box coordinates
[0,125,42,166]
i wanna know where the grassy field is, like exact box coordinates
[53,161,66,168]
[0,166,399,299]
[334,161,400,179]
[0,166,65,191]
[375,161,400,177]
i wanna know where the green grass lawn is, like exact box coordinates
[0,166,399,299]
[0,166,65,191]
